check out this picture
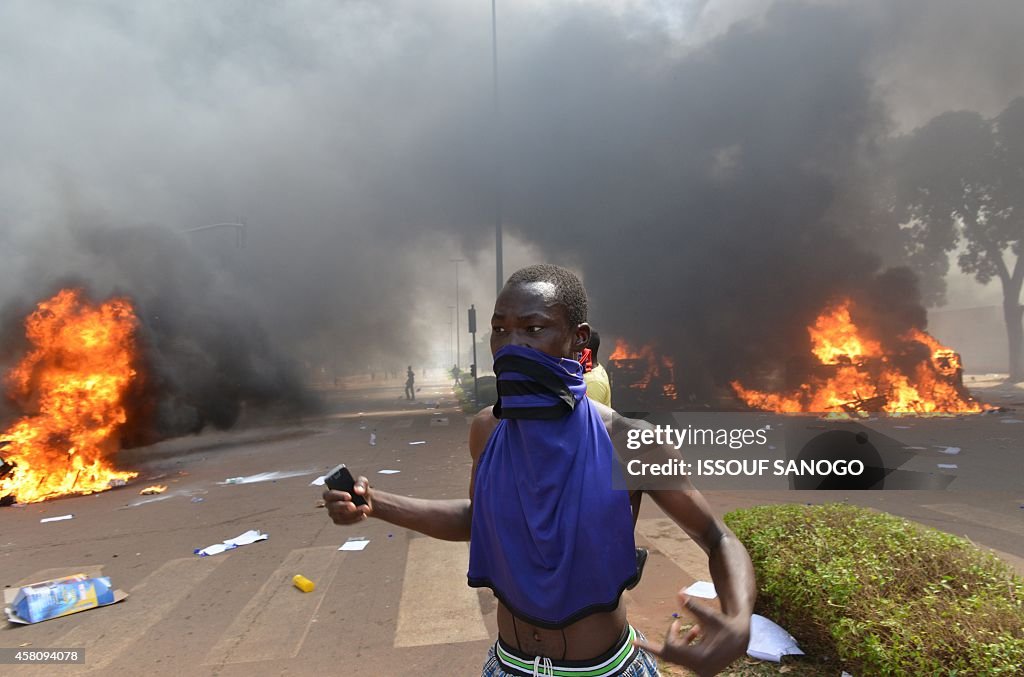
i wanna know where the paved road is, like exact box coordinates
[1,375,1021,675]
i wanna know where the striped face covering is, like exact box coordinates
[469,345,638,628]
[492,346,587,420]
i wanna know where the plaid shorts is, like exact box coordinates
[481,625,659,677]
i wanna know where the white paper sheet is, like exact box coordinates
[218,469,316,485]
[196,543,232,557]
[683,580,718,599]
[408,441,426,445]
[937,463,958,469]
[195,529,268,556]
[339,538,370,551]
[224,529,269,547]
[377,469,401,474]
[40,514,74,523]
[746,613,804,662]
[935,446,961,455]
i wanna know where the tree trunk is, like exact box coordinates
[1005,297,1024,382]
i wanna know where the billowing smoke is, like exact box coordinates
[1,224,314,444]
[1,0,1021,418]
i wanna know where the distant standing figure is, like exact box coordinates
[405,366,416,400]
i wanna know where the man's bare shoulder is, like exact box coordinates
[469,406,499,460]
[590,401,647,438]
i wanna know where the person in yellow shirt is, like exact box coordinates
[583,330,611,407]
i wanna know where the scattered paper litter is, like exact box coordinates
[842,672,853,677]
[746,613,804,662]
[937,463,958,469]
[935,446,961,455]
[40,514,74,523]
[378,469,401,475]
[408,440,426,445]
[123,492,179,508]
[339,537,370,552]
[196,543,231,557]
[218,469,315,485]
[683,580,718,599]
[195,529,268,557]
[224,530,268,547]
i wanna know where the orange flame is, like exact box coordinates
[808,300,882,364]
[608,339,678,400]
[732,299,985,414]
[0,289,139,504]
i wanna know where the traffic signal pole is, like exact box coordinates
[468,304,479,406]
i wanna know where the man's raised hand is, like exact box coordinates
[323,476,373,524]
[634,591,750,677]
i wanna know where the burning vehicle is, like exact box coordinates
[732,299,985,414]
[607,340,679,409]
[608,298,985,415]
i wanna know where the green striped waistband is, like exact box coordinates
[494,626,639,677]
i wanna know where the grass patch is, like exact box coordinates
[724,503,1024,675]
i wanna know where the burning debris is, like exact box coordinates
[608,340,679,401]
[731,299,986,414]
[0,289,139,504]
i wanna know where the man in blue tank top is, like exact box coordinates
[325,264,755,676]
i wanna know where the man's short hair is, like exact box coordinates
[506,264,588,328]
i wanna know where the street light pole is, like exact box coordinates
[451,258,465,370]
[447,305,455,368]
[492,0,503,295]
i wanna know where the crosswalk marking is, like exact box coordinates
[393,538,489,648]
[14,564,105,586]
[203,546,341,666]
[636,518,711,581]
[921,504,1024,538]
[16,557,226,675]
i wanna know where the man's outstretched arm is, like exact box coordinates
[607,411,755,676]
[323,407,496,543]
[325,485,472,541]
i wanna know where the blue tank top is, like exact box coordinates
[467,345,638,628]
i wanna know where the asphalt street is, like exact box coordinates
[1,374,1021,676]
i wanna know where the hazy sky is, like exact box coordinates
[1,0,1021,388]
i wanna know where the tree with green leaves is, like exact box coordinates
[894,97,1024,381]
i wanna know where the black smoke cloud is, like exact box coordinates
[0,224,313,444]
[1,0,1021,413]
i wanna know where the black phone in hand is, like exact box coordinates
[324,464,368,506]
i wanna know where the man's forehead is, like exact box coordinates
[492,281,563,315]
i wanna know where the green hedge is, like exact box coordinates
[724,503,1024,675]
